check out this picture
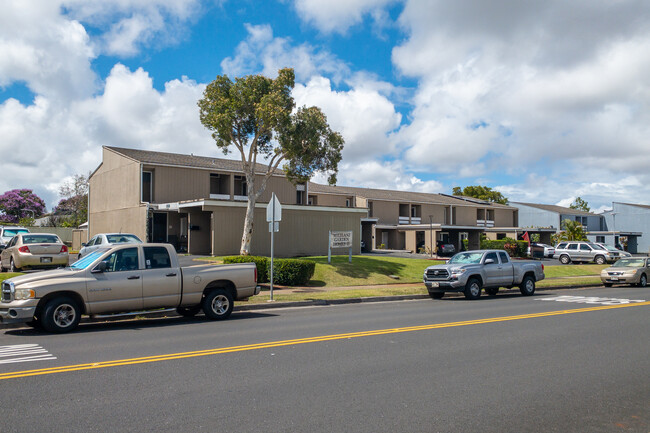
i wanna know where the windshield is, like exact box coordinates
[3,229,29,237]
[23,234,60,244]
[612,258,645,268]
[106,234,142,244]
[448,252,484,264]
[69,249,109,270]
[601,245,617,251]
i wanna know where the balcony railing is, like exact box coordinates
[477,219,495,227]
[398,216,410,225]
[234,195,248,201]
[411,217,421,224]
[209,193,230,200]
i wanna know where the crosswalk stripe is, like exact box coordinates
[0,345,56,365]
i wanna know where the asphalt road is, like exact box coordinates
[0,286,648,432]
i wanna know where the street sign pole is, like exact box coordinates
[270,194,275,301]
[266,193,282,302]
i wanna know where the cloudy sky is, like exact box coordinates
[1,0,649,213]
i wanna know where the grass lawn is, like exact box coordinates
[0,273,23,283]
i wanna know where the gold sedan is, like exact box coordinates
[0,233,69,272]
[600,257,650,287]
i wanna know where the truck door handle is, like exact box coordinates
[166,273,177,277]
[127,275,140,280]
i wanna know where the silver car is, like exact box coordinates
[554,241,619,265]
[0,226,29,247]
[600,257,649,287]
[78,233,143,259]
[594,243,632,258]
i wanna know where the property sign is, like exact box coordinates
[330,231,353,248]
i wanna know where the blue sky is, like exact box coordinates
[1,0,650,213]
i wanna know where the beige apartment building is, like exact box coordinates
[89,147,365,256]
[306,183,525,254]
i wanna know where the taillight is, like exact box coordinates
[542,264,545,271]
[60,245,68,253]
[18,246,30,253]
[254,266,258,282]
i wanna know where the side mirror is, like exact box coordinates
[485,258,495,265]
[92,261,107,273]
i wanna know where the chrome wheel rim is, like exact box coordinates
[53,304,76,328]
[211,295,230,315]
[469,283,480,297]
[525,279,534,293]
[641,276,647,287]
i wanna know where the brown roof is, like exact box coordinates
[512,202,597,216]
[105,146,284,175]
[309,182,513,209]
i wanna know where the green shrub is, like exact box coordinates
[271,259,316,286]
[222,255,269,283]
[479,238,529,258]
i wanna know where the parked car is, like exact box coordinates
[528,242,555,258]
[594,243,632,258]
[0,226,29,247]
[436,242,456,257]
[78,233,143,259]
[553,241,619,265]
[423,249,545,299]
[0,233,68,272]
[0,243,259,332]
[600,257,649,287]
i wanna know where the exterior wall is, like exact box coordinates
[559,213,602,232]
[310,193,349,207]
[257,175,303,204]
[494,208,517,227]
[89,149,146,239]
[454,206,478,226]
[605,203,650,253]
[206,204,364,257]
[371,201,400,225]
[420,204,447,225]
[90,206,148,241]
[512,204,560,230]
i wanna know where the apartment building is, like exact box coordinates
[88,146,365,256]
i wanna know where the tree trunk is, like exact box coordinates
[240,174,256,256]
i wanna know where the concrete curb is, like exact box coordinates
[2,283,605,329]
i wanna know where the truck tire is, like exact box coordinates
[177,306,201,317]
[202,289,234,320]
[428,292,444,300]
[559,255,571,265]
[603,283,613,287]
[594,255,606,265]
[464,278,482,300]
[485,287,499,296]
[40,296,81,333]
[519,275,536,296]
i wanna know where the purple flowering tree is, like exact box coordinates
[0,189,46,223]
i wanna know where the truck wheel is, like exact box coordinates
[603,283,613,287]
[594,255,606,265]
[519,276,536,296]
[177,306,201,317]
[464,278,482,300]
[40,296,81,333]
[559,255,571,265]
[428,292,444,300]
[637,274,647,288]
[202,289,234,320]
[485,287,499,296]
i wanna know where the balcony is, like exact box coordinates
[209,193,230,200]
[477,219,495,227]
[399,216,410,225]
[234,195,248,201]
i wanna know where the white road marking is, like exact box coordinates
[537,295,646,305]
[0,344,56,364]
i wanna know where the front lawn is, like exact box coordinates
[0,273,23,282]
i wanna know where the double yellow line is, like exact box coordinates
[1,301,648,380]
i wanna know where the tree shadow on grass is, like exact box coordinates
[311,256,408,280]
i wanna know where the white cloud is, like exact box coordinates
[293,0,397,34]
[328,160,443,193]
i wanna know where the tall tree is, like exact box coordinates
[198,68,344,255]
[56,173,89,227]
[0,189,46,223]
[452,185,508,205]
[569,197,590,212]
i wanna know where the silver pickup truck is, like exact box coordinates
[0,243,259,333]
[423,250,545,300]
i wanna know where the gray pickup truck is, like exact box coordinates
[0,243,259,333]
[423,250,545,300]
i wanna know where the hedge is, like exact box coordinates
[222,256,269,283]
[221,256,316,286]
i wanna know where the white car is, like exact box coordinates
[528,243,555,258]
[594,243,632,258]
[0,226,30,247]
[78,233,143,259]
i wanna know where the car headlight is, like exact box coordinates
[14,288,35,300]
[450,268,467,276]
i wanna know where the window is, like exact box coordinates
[368,201,373,217]
[557,243,567,249]
[308,195,317,206]
[210,174,220,195]
[234,175,247,196]
[142,171,153,202]
[23,235,60,244]
[596,236,605,243]
[345,198,351,207]
[496,233,506,240]
[498,251,509,263]
[144,247,171,269]
[484,252,498,264]
[567,244,578,250]
[99,247,139,272]
[296,190,305,205]
[580,244,592,251]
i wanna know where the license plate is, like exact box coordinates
[610,277,618,281]
[430,282,440,288]
[41,257,52,263]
